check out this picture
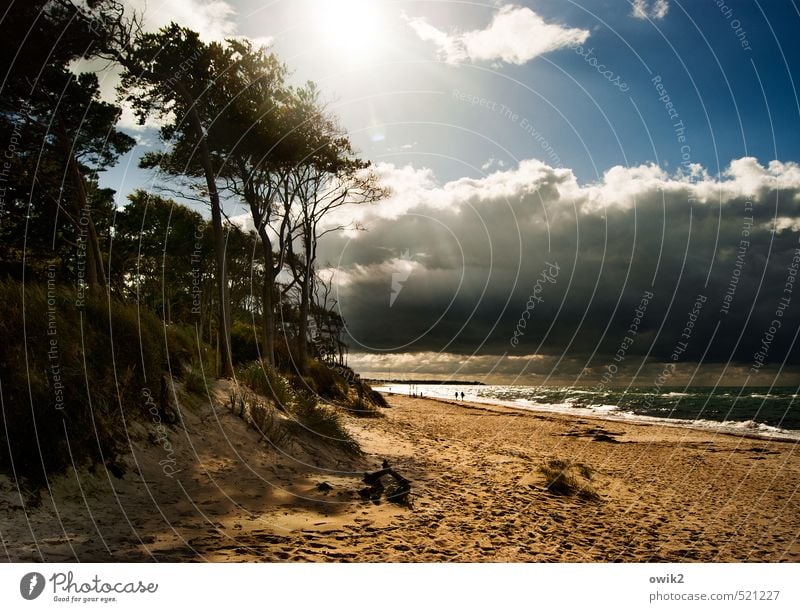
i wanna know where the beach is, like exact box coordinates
[2,387,799,562]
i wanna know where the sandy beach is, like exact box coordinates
[2,386,799,562]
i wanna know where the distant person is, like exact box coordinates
[461,391,465,400]
[455,392,459,400]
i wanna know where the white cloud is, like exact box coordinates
[481,157,506,172]
[228,212,254,231]
[340,157,800,226]
[125,0,238,41]
[349,351,547,378]
[631,0,670,21]
[406,4,590,65]
[233,35,275,50]
[769,217,800,233]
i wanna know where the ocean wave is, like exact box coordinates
[589,404,623,413]
[374,384,800,442]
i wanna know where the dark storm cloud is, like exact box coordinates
[320,158,800,379]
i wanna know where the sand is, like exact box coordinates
[2,385,799,562]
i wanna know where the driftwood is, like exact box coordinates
[359,460,411,506]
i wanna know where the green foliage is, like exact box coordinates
[1,5,135,287]
[246,395,290,448]
[164,323,212,377]
[112,191,209,315]
[1,13,376,487]
[289,392,360,455]
[238,361,294,410]
[182,363,208,394]
[304,359,349,401]
[230,320,261,365]
[0,281,166,485]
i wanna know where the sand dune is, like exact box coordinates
[2,386,798,562]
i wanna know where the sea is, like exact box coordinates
[373,384,800,441]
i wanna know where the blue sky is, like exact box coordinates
[252,0,800,181]
[100,1,800,384]
[104,0,800,197]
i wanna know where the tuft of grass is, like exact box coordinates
[247,395,290,448]
[366,388,388,408]
[304,360,349,401]
[238,361,294,410]
[226,388,290,448]
[539,458,599,501]
[346,395,384,418]
[289,392,360,455]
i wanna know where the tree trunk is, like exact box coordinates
[297,276,309,374]
[208,169,232,376]
[178,91,233,377]
[296,238,313,374]
[260,232,276,367]
[84,207,107,288]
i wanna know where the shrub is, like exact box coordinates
[0,281,166,486]
[346,395,383,418]
[230,320,261,365]
[238,361,294,410]
[289,392,360,455]
[182,362,208,394]
[367,388,388,408]
[304,359,348,401]
[248,396,290,448]
[235,360,363,455]
[539,459,599,501]
[164,323,210,377]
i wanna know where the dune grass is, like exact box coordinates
[289,392,361,455]
[539,458,600,501]
[234,364,360,455]
[0,280,197,486]
[346,395,384,418]
[237,361,294,410]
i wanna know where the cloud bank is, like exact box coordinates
[320,157,800,384]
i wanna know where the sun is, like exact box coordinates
[313,0,386,63]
